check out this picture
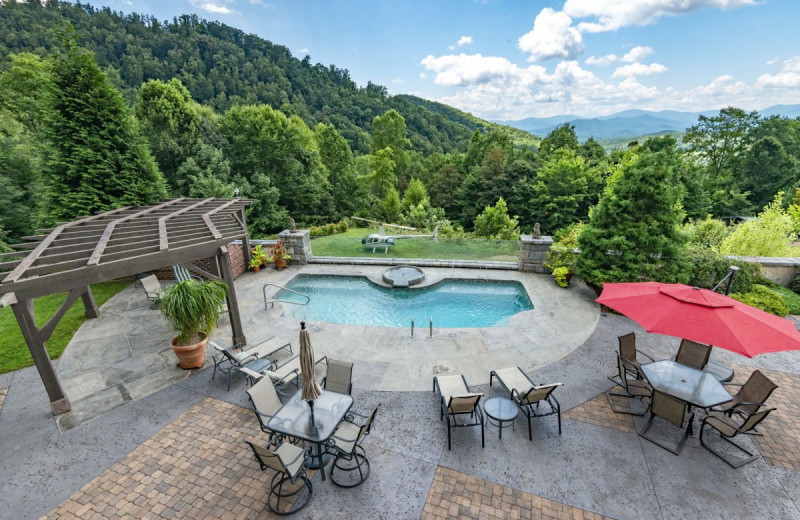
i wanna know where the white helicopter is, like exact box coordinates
[351,217,438,253]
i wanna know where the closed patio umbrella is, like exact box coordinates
[300,321,322,402]
[596,282,800,358]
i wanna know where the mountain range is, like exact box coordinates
[496,105,800,142]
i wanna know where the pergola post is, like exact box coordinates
[239,207,252,266]
[11,299,71,415]
[218,246,246,346]
[80,286,99,318]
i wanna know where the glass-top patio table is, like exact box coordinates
[641,360,732,409]
[267,390,354,481]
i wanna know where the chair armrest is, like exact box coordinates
[722,382,744,388]
[239,366,264,380]
[534,382,564,390]
[637,350,656,363]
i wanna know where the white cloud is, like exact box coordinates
[564,0,756,33]
[190,0,232,14]
[392,78,405,84]
[420,53,548,87]
[297,48,310,54]
[420,73,427,79]
[755,55,800,89]
[517,8,584,62]
[612,62,668,78]
[448,35,473,50]
[622,46,653,63]
[586,54,618,66]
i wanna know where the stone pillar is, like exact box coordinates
[519,234,553,273]
[278,229,311,264]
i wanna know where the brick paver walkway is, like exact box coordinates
[729,365,800,471]
[563,391,636,433]
[421,466,613,520]
[43,398,274,520]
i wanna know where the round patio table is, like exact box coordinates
[483,397,518,439]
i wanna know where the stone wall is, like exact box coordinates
[518,235,553,273]
[278,229,311,264]
[725,255,800,286]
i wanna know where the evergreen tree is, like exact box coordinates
[576,148,689,285]
[473,198,519,240]
[528,149,595,235]
[43,36,166,222]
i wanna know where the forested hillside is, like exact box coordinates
[0,0,533,155]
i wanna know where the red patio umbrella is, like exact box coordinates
[596,282,800,358]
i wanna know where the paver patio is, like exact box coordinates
[1,266,800,519]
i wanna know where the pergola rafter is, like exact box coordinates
[0,198,254,416]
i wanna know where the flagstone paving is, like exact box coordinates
[0,387,7,414]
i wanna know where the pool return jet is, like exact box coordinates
[351,217,438,253]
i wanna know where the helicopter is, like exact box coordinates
[351,217,438,253]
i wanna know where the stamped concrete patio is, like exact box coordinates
[1,265,800,519]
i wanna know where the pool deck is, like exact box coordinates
[2,264,800,519]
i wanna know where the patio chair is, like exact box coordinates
[326,404,380,488]
[322,358,353,395]
[433,374,484,451]
[714,369,778,425]
[675,339,712,370]
[638,390,695,455]
[608,332,654,383]
[240,355,327,395]
[140,274,163,309]
[606,352,652,416]
[172,264,202,282]
[247,377,291,446]
[209,341,274,391]
[490,366,562,440]
[245,440,313,515]
[700,407,775,468]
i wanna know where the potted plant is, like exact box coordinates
[250,244,268,272]
[159,279,228,369]
[544,223,583,288]
[268,241,291,269]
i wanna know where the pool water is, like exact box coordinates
[275,275,533,328]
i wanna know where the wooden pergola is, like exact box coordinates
[0,198,253,415]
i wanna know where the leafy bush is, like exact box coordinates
[683,248,762,294]
[545,222,584,272]
[719,192,798,257]
[762,282,800,315]
[683,216,729,249]
[791,272,800,294]
[731,284,789,317]
[310,219,350,237]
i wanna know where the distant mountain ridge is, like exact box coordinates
[496,105,800,142]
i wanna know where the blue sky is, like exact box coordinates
[85,0,800,120]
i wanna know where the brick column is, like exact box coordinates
[277,229,311,264]
[519,235,553,273]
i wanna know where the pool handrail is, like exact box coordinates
[263,283,310,309]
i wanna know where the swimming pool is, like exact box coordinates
[274,275,533,328]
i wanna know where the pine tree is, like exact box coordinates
[576,147,689,285]
[42,35,166,223]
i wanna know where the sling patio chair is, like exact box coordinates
[700,406,776,468]
[247,377,293,447]
[489,366,562,440]
[172,264,202,282]
[210,341,274,391]
[322,358,353,395]
[638,389,695,455]
[606,352,652,416]
[240,355,327,395]
[714,369,778,430]
[608,332,654,383]
[433,374,484,451]
[326,404,380,488]
[140,274,164,309]
[675,339,712,371]
[245,440,313,515]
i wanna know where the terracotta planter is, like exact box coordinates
[251,264,260,273]
[171,334,208,369]
[274,258,287,269]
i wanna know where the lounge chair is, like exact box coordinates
[210,341,273,390]
[638,390,695,455]
[322,358,353,395]
[675,339,712,370]
[172,264,202,282]
[240,355,327,395]
[433,374,484,450]
[607,352,652,415]
[489,366,562,440]
[715,369,778,418]
[609,332,654,382]
[326,404,380,488]
[140,274,163,308]
[700,406,775,468]
[245,440,313,515]
[211,337,292,388]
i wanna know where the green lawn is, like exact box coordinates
[310,228,519,261]
[0,280,131,374]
